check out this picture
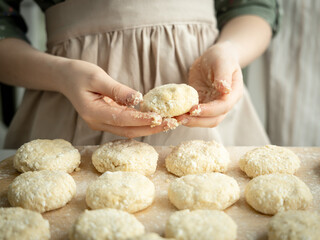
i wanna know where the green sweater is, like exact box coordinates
[0,0,280,42]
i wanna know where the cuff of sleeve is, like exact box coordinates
[217,3,281,37]
[0,18,29,42]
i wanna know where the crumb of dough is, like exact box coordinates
[128,92,143,106]
[131,111,162,127]
[190,105,201,116]
[163,118,180,132]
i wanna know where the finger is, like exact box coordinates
[211,61,234,94]
[91,120,174,139]
[84,95,162,127]
[93,72,143,106]
[188,69,243,117]
[176,115,227,128]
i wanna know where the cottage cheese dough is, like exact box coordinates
[165,209,237,240]
[245,174,313,215]
[0,207,50,240]
[239,145,300,178]
[268,210,320,240]
[168,173,240,210]
[13,139,81,173]
[165,140,230,177]
[86,171,155,213]
[140,83,199,117]
[8,170,76,213]
[92,139,158,175]
[127,233,173,240]
[69,208,145,240]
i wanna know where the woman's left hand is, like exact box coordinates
[176,42,244,127]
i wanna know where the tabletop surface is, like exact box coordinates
[0,146,320,240]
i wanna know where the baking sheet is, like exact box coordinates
[0,146,320,240]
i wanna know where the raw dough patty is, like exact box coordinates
[86,171,155,213]
[268,210,320,240]
[0,207,50,240]
[13,139,81,173]
[140,83,199,117]
[168,173,240,210]
[69,208,145,240]
[165,140,230,177]
[126,233,174,240]
[165,209,237,240]
[239,145,300,178]
[8,170,76,213]
[245,174,313,215]
[92,139,158,176]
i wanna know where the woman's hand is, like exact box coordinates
[58,59,168,138]
[176,42,244,127]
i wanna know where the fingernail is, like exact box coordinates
[150,114,162,127]
[190,105,201,116]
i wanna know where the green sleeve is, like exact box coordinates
[0,0,29,42]
[215,0,281,37]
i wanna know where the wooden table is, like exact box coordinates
[0,147,320,240]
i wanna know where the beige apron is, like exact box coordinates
[5,0,270,148]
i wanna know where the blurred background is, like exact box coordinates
[0,0,319,148]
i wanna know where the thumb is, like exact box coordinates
[95,73,143,106]
[212,63,233,94]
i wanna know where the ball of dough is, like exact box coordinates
[168,173,240,210]
[13,139,81,173]
[69,208,145,240]
[92,139,158,176]
[126,233,173,240]
[140,83,199,117]
[165,209,237,240]
[239,145,301,178]
[268,210,320,240]
[0,207,50,240]
[8,170,76,213]
[165,140,230,177]
[86,171,155,213]
[245,174,313,215]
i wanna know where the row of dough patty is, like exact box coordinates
[0,138,319,239]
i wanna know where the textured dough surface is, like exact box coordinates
[245,174,313,215]
[69,208,145,240]
[126,233,173,240]
[7,170,76,213]
[13,139,81,173]
[268,210,320,240]
[0,207,50,240]
[92,139,158,175]
[165,140,230,177]
[140,83,199,117]
[165,209,237,240]
[239,145,301,178]
[168,173,240,210]
[86,171,155,213]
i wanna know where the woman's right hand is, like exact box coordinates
[57,59,167,138]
